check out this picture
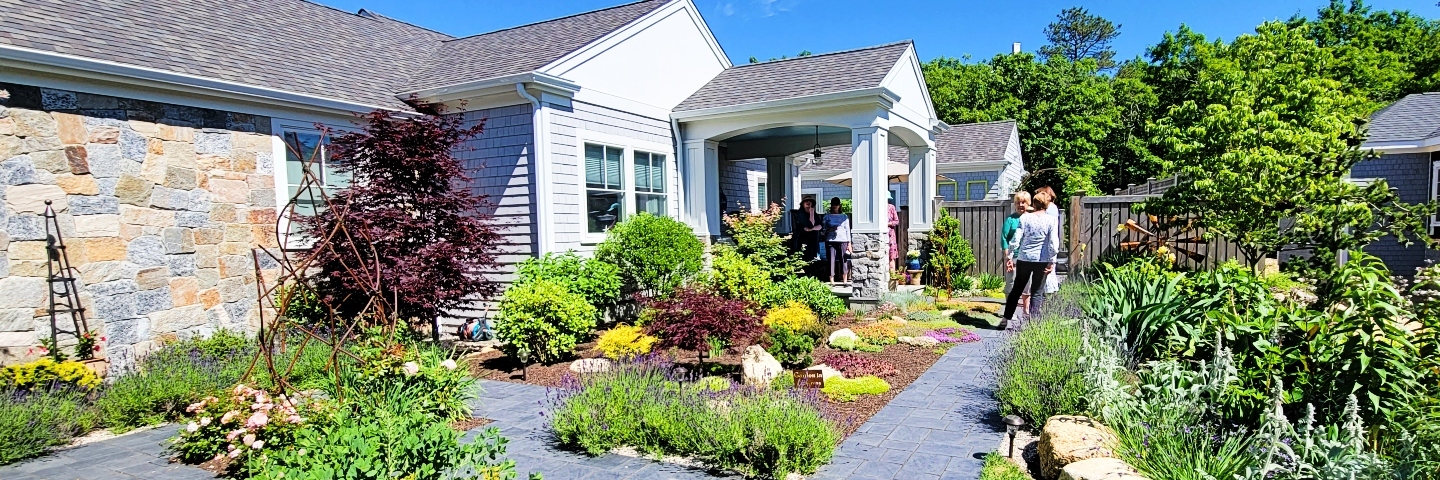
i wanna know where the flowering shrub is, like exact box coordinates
[721,204,807,280]
[349,332,472,421]
[761,277,847,322]
[495,279,598,364]
[0,358,100,390]
[821,376,890,402]
[817,354,897,378]
[642,287,762,359]
[763,302,820,333]
[595,324,659,360]
[923,327,981,344]
[170,384,306,467]
[74,332,104,361]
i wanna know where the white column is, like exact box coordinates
[907,146,936,232]
[681,139,721,236]
[850,126,888,233]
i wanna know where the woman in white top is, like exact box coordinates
[822,197,852,284]
[1002,190,1059,326]
[1035,186,1062,295]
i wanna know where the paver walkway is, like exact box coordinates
[0,329,1006,480]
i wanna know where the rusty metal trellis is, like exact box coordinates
[242,127,399,396]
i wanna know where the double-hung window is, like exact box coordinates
[282,130,349,216]
[634,151,667,217]
[586,144,625,233]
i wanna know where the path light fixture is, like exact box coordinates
[517,347,531,381]
[1003,415,1026,458]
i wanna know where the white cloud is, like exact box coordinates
[753,0,800,18]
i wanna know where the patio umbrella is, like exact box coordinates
[823,164,950,186]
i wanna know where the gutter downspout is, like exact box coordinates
[517,84,553,255]
[671,117,686,228]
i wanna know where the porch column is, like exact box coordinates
[682,139,721,237]
[907,146,936,232]
[850,126,890,303]
[765,156,792,232]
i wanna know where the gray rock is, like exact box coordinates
[119,129,147,161]
[40,88,78,110]
[179,189,210,212]
[127,236,166,267]
[92,291,139,322]
[164,253,197,277]
[147,185,180,210]
[135,287,172,316]
[223,301,251,326]
[96,178,118,196]
[195,132,231,155]
[86,144,132,178]
[175,211,209,228]
[1059,458,1145,480]
[106,317,148,345]
[741,345,783,387]
[569,358,613,374]
[256,252,279,270]
[1,155,36,185]
[7,215,45,241]
[69,195,119,215]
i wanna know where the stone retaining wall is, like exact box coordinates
[0,83,278,372]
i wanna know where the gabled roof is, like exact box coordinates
[936,120,1016,164]
[674,41,912,112]
[0,0,671,111]
[399,0,668,93]
[1366,92,1440,144]
[0,0,452,111]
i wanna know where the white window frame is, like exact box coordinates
[272,119,353,250]
[574,129,676,244]
[1431,155,1440,233]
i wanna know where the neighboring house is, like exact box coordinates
[0,0,952,364]
[1354,92,1440,274]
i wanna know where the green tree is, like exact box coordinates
[1289,0,1440,101]
[1038,7,1121,71]
[1141,22,1437,268]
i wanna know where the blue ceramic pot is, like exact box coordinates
[907,258,922,270]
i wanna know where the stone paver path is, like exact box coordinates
[0,328,1007,480]
[0,426,211,480]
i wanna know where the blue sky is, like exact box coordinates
[319,0,1439,64]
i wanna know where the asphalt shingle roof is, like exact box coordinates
[936,120,1015,164]
[1367,92,1440,144]
[0,0,668,110]
[674,41,912,112]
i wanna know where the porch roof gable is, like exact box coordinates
[673,41,912,113]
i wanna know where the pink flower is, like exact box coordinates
[242,434,256,447]
[200,417,212,426]
[246,411,269,428]
[186,422,199,433]
[226,429,245,441]
[286,415,303,424]
[251,440,264,450]
[402,362,420,376]
[233,384,247,395]
[221,410,239,424]
[440,359,457,370]
[228,449,241,459]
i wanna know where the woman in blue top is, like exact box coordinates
[822,197,852,285]
[1002,190,1058,327]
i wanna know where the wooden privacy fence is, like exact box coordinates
[938,200,1065,277]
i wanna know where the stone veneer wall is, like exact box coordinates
[849,231,890,305]
[0,83,278,372]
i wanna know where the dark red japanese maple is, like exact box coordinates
[301,107,500,325]
[642,287,763,360]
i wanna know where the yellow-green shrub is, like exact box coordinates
[822,375,890,402]
[853,321,902,345]
[1,358,101,390]
[764,302,819,333]
[595,324,659,360]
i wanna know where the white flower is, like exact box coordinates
[440,359,457,370]
[186,422,199,433]
[243,434,256,448]
[298,448,306,456]
[200,417,212,426]
[229,449,241,459]
[402,361,420,376]
[251,440,264,450]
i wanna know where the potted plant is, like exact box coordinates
[907,270,922,286]
[75,331,108,378]
[889,271,902,290]
[906,250,922,270]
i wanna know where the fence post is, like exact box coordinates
[1068,194,1085,272]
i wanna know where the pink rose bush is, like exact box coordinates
[171,383,308,468]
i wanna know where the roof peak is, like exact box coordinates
[356,8,454,38]
[441,0,667,44]
[736,40,913,68]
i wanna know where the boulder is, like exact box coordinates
[1038,416,1118,480]
[569,358,613,374]
[741,345,783,386]
[805,363,843,380]
[827,328,857,345]
[1059,458,1144,480]
[899,336,940,347]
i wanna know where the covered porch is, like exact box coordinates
[669,41,944,304]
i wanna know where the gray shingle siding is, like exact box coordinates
[452,104,537,284]
[1353,151,1433,274]
[938,171,1002,200]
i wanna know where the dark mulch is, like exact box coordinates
[462,313,969,437]
[451,416,494,432]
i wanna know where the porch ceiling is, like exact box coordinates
[721,125,911,160]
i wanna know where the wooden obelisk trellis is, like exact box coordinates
[43,200,90,351]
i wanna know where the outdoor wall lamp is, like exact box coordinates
[1002,415,1026,458]
[808,126,823,165]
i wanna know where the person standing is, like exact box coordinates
[1002,190,1058,327]
[887,192,901,268]
[1001,191,1031,313]
[823,197,852,285]
[791,198,823,277]
[1034,186,1062,296]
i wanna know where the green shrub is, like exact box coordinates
[707,249,772,301]
[495,279,598,364]
[977,273,1005,291]
[0,388,98,465]
[696,376,732,392]
[827,336,882,353]
[275,282,327,325]
[595,213,703,297]
[515,251,622,310]
[762,277,846,322]
[96,331,254,431]
[927,210,976,291]
[721,205,806,280]
[549,361,841,478]
[763,327,815,369]
[821,376,890,402]
[995,315,1087,429]
[980,453,1028,480]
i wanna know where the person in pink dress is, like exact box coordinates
[887,192,900,266]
